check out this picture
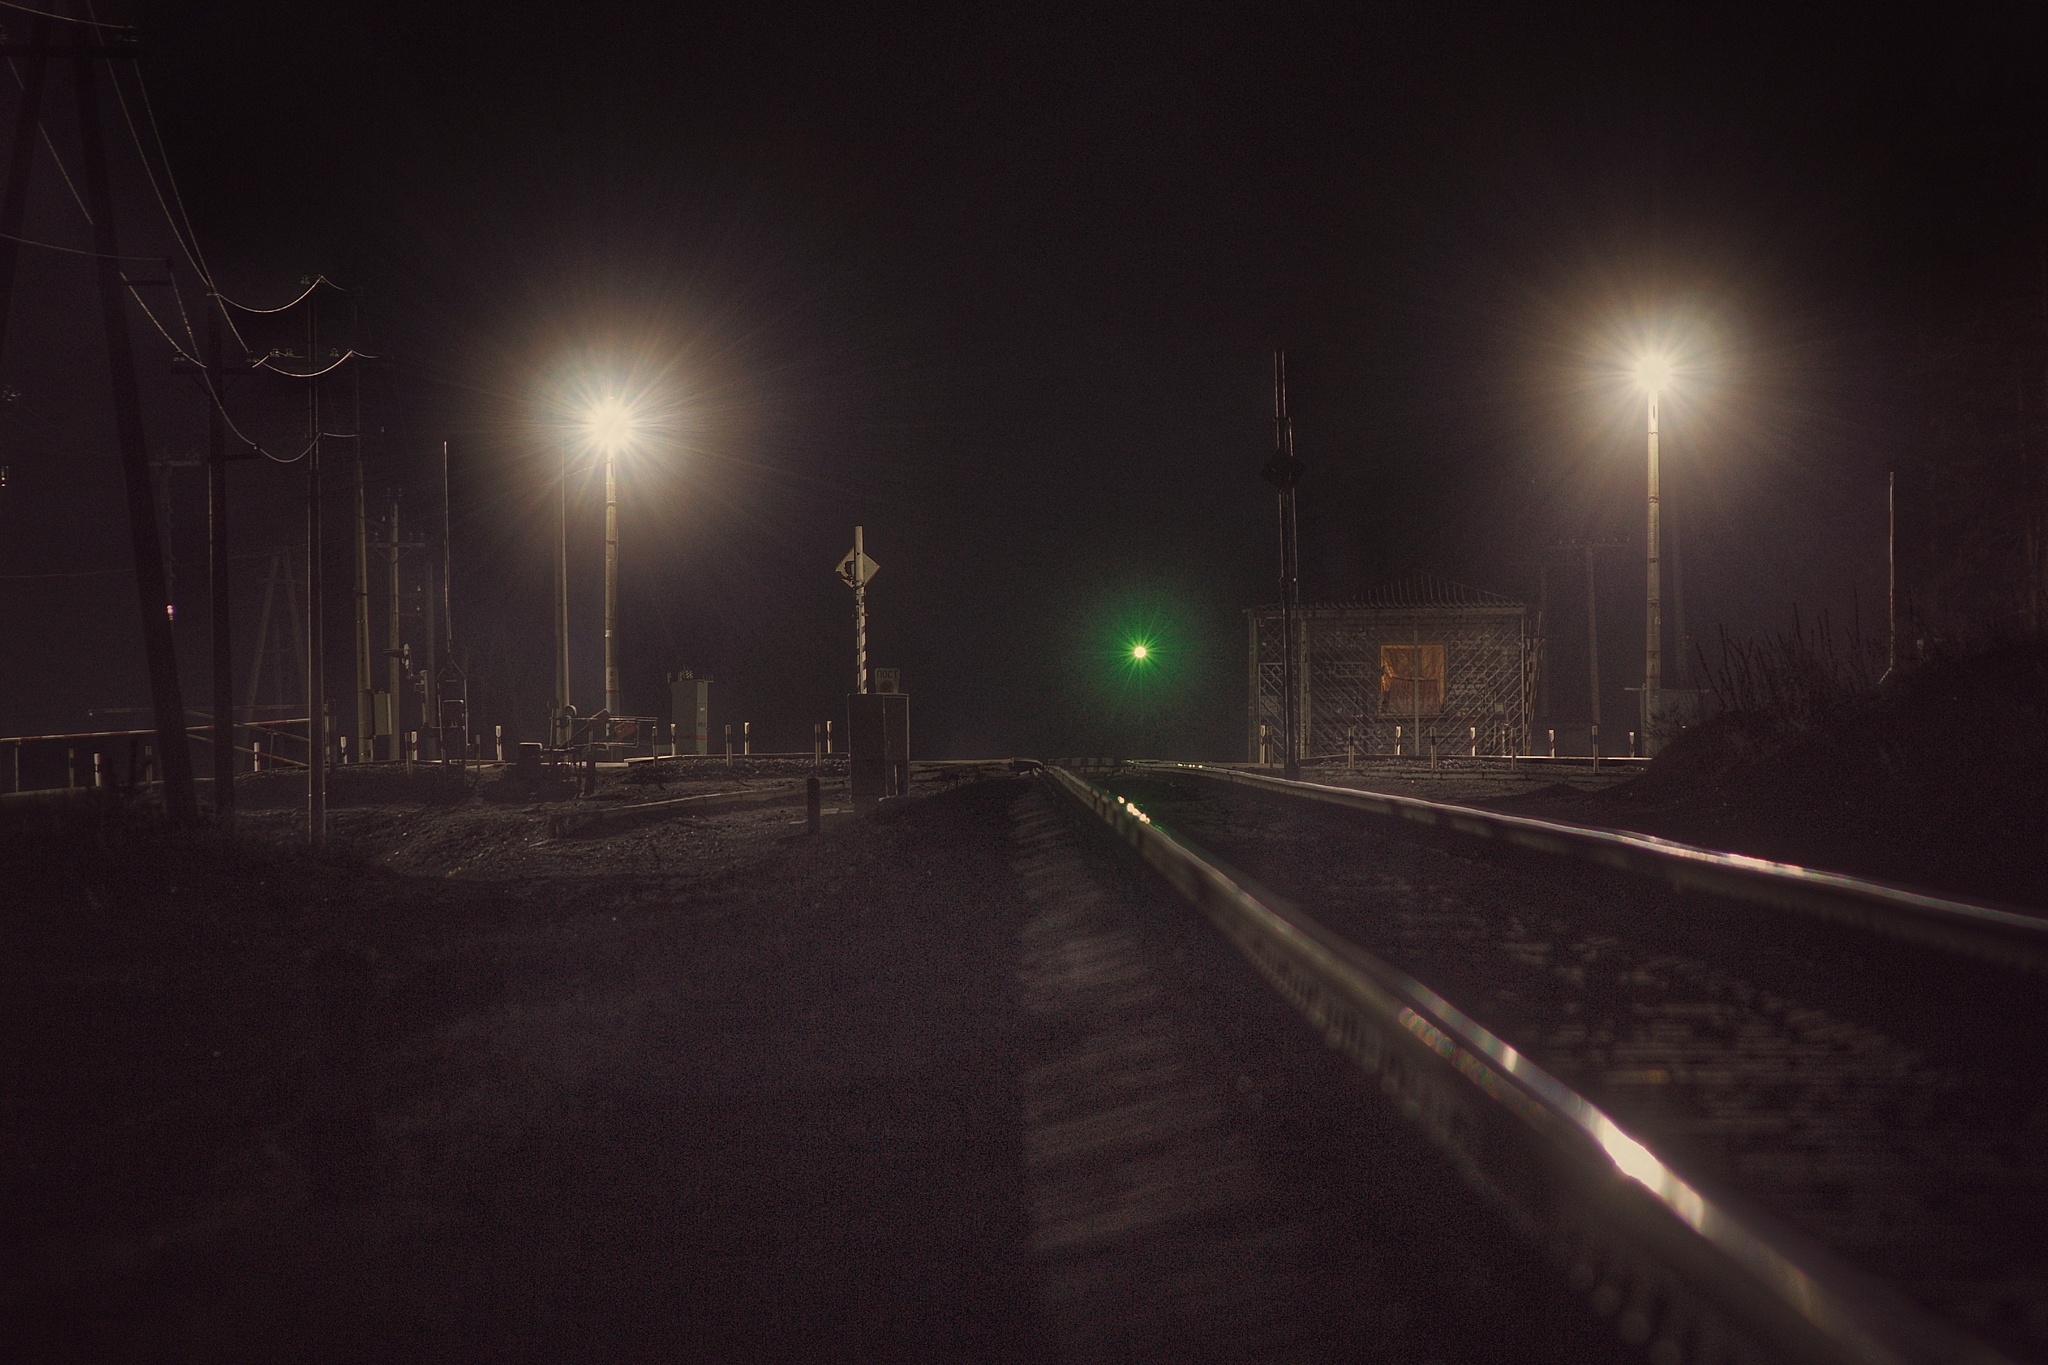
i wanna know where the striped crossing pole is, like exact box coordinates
[836,526,879,695]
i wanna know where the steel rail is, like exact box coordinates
[1045,765,2009,1365]
[1135,762,2048,973]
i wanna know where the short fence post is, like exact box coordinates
[93,751,103,788]
[1548,727,1556,759]
[825,720,833,755]
[1394,724,1402,758]
[494,724,505,763]
[743,721,751,757]
[724,723,733,763]
[1469,725,1477,758]
[807,775,822,834]
[1629,730,1637,758]
[1591,724,1600,774]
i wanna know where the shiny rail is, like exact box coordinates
[1045,764,2010,1365]
[1132,762,2048,973]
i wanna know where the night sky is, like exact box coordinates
[4,3,2045,757]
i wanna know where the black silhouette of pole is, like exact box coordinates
[76,49,197,823]
[306,301,326,842]
[207,306,234,820]
[0,16,51,361]
[1262,350,1306,779]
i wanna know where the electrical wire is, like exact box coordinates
[5,56,94,225]
[0,1,128,28]
[212,274,344,315]
[252,348,379,379]
[0,228,157,261]
[120,275,202,367]
[0,567,132,580]
[81,6,257,351]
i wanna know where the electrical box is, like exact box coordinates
[670,673,710,755]
[847,692,909,809]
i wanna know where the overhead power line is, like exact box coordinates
[0,1,129,28]
[0,228,157,261]
[253,348,381,379]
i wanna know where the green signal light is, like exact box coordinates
[1131,644,1149,660]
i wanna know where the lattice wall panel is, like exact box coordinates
[1249,606,1528,760]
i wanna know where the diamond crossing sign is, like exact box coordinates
[835,545,879,588]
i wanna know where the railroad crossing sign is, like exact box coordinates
[835,543,879,588]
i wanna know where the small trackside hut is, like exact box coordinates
[1247,573,1532,764]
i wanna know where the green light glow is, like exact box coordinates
[1131,644,1148,660]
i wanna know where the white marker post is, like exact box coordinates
[835,526,880,695]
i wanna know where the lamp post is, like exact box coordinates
[553,436,572,747]
[587,396,636,729]
[1636,355,1669,755]
[603,435,620,723]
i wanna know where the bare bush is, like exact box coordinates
[1695,605,1885,731]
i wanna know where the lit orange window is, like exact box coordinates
[1380,643,1445,716]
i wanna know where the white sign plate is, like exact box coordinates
[835,548,879,588]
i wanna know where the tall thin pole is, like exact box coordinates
[387,494,401,757]
[554,441,571,744]
[1643,386,1663,754]
[1585,542,1602,748]
[854,524,868,694]
[75,52,197,824]
[306,295,325,841]
[435,439,452,762]
[604,448,620,719]
[352,410,372,756]
[207,305,234,820]
[1262,350,1305,779]
[0,16,51,370]
[1883,470,1896,683]
[441,442,453,667]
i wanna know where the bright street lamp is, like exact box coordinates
[551,390,646,749]
[1635,353,1668,754]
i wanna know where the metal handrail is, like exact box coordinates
[1135,762,2048,973]
[1046,765,2009,1365]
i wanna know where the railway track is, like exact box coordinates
[1047,763,2048,1365]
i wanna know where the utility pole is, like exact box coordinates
[0,15,51,376]
[387,495,402,757]
[74,45,197,824]
[206,308,234,820]
[1566,538,1622,756]
[353,430,372,758]
[1882,470,1896,683]
[439,439,454,760]
[307,301,326,842]
[1261,349,1306,779]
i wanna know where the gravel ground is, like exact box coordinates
[4,766,1636,1364]
[1104,769,2048,1362]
